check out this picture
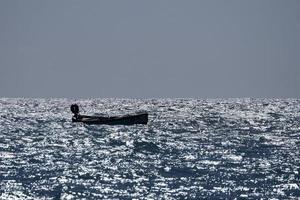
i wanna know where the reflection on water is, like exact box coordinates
[0,98,299,199]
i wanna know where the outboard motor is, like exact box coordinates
[70,104,79,116]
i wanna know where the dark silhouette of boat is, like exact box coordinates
[70,104,148,125]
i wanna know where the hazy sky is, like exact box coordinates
[1,0,299,98]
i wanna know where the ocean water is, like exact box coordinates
[0,98,299,199]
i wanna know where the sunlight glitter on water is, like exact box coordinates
[0,98,299,199]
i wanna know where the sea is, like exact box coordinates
[0,98,299,199]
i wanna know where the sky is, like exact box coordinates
[0,0,299,98]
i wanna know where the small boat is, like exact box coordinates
[70,104,148,125]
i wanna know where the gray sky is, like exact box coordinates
[1,0,299,98]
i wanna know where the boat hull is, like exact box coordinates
[72,113,148,125]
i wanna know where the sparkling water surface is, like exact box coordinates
[0,98,299,199]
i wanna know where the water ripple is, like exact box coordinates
[0,98,299,199]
